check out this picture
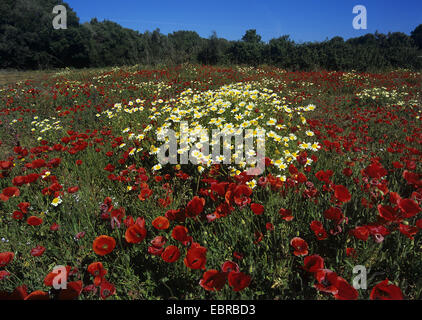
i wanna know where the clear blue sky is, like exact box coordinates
[66,0,422,42]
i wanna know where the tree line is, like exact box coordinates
[1,0,422,71]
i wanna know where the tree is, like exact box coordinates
[168,31,202,64]
[242,29,262,44]
[268,35,294,67]
[198,31,226,65]
[411,24,422,49]
[227,29,264,66]
[0,0,89,69]
[0,0,420,71]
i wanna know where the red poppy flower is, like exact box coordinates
[57,281,83,300]
[27,216,43,226]
[18,202,30,214]
[405,160,416,171]
[8,285,28,300]
[370,280,403,300]
[26,173,40,184]
[310,221,328,240]
[44,266,71,286]
[148,245,165,256]
[186,196,205,217]
[24,290,49,300]
[48,182,62,193]
[314,269,339,294]
[0,160,13,170]
[101,197,114,214]
[303,255,324,273]
[233,251,243,260]
[30,245,46,257]
[346,247,357,258]
[228,271,251,292]
[150,235,167,248]
[211,182,228,197]
[214,202,233,219]
[161,245,181,263]
[397,198,421,218]
[138,188,153,201]
[232,184,252,207]
[333,277,359,300]
[165,209,185,222]
[109,207,124,222]
[171,225,190,244]
[290,237,309,256]
[221,261,240,273]
[184,245,207,270]
[0,270,10,281]
[152,216,170,230]
[93,235,116,256]
[75,231,86,240]
[68,186,79,193]
[250,203,264,215]
[323,207,344,224]
[0,187,20,201]
[403,170,422,187]
[12,211,24,220]
[378,204,401,222]
[399,224,419,240]
[289,164,299,175]
[279,208,294,221]
[87,262,108,286]
[26,173,40,183]
[392,161,404,169]
[158,196,172,208]
[389,192,401,205]
[12,176,26,187]
[295,172,308,183]
[123,216,134,228]
[253,231,263,244]
[342,167,353,177]
[104,164,115,172]
[349,226,369,241]
[100,280,116,299]
[148,236,167,256]
[125,223,147,244]
[334,185,351,203]
[83,284,97,294]
[29,159,46,169]
[200,270,227,291]
[0,252,14,268]
[50,223,60,231]
[47,158,61,168]
[364,162,387,179]
[315,170,333,183]
[411,191,422,202]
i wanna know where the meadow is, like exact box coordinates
[0,64,421,300]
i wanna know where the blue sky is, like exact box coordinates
[66,0,422,42]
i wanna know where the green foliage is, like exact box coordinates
[411,24,422,49]
[0,0,421,71]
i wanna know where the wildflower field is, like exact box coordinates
[0,65,421,300]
